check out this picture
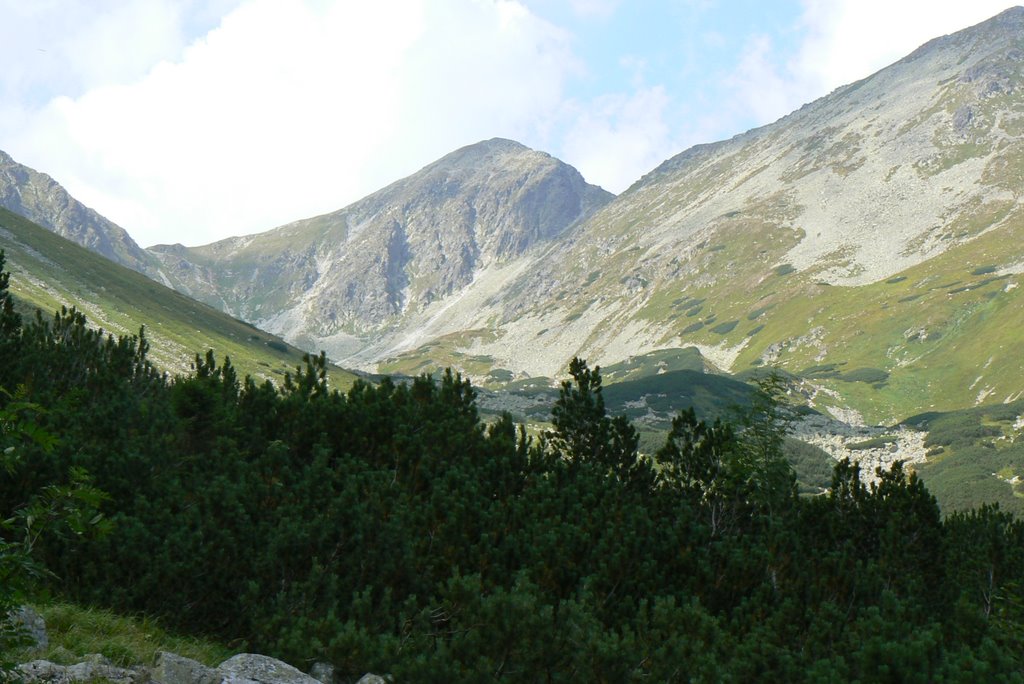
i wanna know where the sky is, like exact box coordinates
[0,0,1017,248]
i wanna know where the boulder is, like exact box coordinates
[15,660,72,684]
[16,656,145,684]
[8,605,48,652]
[66,656,147,684]
[307,662,335,684]
[151,651,221,684]
[217,654,320,684]
[354,676,388,684]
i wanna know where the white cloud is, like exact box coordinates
[560,85,674,193]
[566,0,621,19]
[8,0,577,247]
[724,34,802,128]
[0,0,234,102]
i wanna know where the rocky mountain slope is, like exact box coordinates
[5,9,1024,435]
[0,150,154,273]
[148,138,613,358]
[365,7,1024,424]
[143,9,1024,430]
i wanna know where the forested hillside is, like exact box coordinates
[2,250,1023,681]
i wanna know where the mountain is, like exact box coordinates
[149,9,1024,429]
[148,138,613,359]
[4,10,1023,431]
[0,206,358,388]
[368,7,1024,423]
[0,150,155,273]
[0,9,1018,517]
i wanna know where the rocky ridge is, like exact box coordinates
[0,151,154,274]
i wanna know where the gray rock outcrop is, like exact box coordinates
[17,655,147,684]
[216,654,320,684]
[8,606,48,652]
[307,662,335,684]
[353,675,388,684]
[151,651,221,684]
[9,607,384,684]
[0,150,153,273]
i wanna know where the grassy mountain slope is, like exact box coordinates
[900,399,1024,516]
[0,207,357,389]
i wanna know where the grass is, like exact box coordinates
[901,399,1024,516]
[11,602,235,669]
[720,206,1024,424]
[600,368,754,431]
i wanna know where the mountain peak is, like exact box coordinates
[150,140,613,348]
[424,138,547,172]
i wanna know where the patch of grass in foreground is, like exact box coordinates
[12,602,235,668]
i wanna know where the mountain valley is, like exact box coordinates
[7,6,1024,679]
[1,9,1024,514]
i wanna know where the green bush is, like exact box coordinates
[1,253,1024,680]
[801,364,840,378]
[838,368,890,384]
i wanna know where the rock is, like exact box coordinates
[307,662,335,684]
[15,660,72,684]
[9,605,48,652]
[66,658,147,684]
[952,105,974,134]
[15,658,145,684]
[217,654,320,684]
[354,675,388,684]
[0,149,153,273]
[152,651,221,684]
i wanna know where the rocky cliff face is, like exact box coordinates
[0,150,154,273]
[149,138,612,353]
